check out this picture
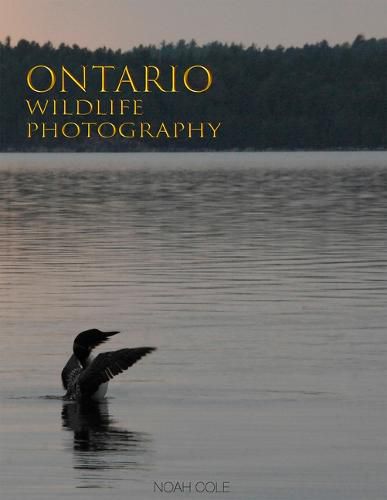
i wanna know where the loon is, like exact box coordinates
[61,329,156,401]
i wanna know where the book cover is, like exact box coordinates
[1,2,386,500]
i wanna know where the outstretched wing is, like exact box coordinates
[78,347,156,398]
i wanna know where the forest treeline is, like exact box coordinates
[0,35,387,151]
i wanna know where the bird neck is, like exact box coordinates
[73,342,90,368]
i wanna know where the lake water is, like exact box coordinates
[0,152,386,500]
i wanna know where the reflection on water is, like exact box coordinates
[62,400,151,472]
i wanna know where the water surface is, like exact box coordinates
[0,152,387,500]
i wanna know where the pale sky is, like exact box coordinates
[1,0,386,50]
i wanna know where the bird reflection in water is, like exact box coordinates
[61,400,151,474]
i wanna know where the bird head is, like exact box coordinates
[73,328,119,366]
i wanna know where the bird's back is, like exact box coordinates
[61,354,82,391]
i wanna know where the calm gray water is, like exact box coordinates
[0,152,386,500]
